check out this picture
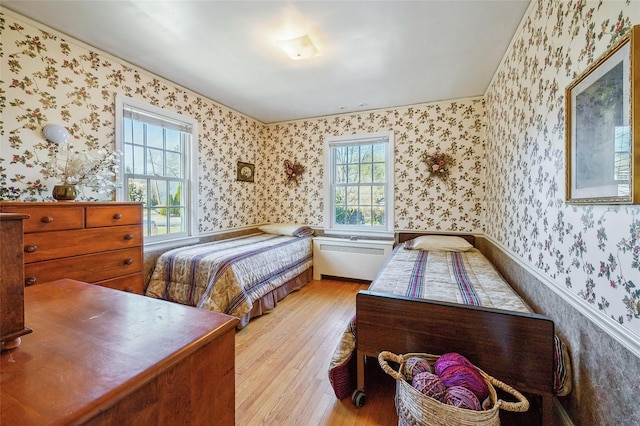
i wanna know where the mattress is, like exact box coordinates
[146,233,313,321]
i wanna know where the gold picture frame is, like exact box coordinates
[236,161,255,182]
[565,25,639,204]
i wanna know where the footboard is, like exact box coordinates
[356,290,555,408]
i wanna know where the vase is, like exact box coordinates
[52,184,78,201]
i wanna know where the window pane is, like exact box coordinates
[143,208,159,236]
[166,129,182,152]
[166,152,182,178]
[347,165,359,183]
[149,179,166,206]
[169,181,183,206]
[360,163,372,183]
[128,178,147,205]
[334,186,346,206]
[146,124,164,149]
[346,146,359,164]
[373,143,386,162]
[347,186,359,205]
[150,207,168,235]
[361,207,372,226]
[128,120,144,145]
[373,164,386,183]
[359,185,372,206]
[360,144,372,162]
[373,185,385,205]
[124,143,134,174]
[342,207,363,225]
[124,143,144,175]
[169,208,186,233]
[372,207,385,226]
[335,165,347,184]
[335,146,347,165]
[123,119,133,143]
[147,148,164,176]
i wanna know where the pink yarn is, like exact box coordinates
[444,386,482,410]
[403,357,433,382]
[434,352,474,375]
[438,364,489,401]
[412,371,447,402]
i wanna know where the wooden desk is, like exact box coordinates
[1,279,238,425]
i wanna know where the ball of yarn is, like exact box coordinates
[412,371,447,401]
[438,364,489,401]
[434,352,474,376]
[403,357,433,382]
[444,386,482,411]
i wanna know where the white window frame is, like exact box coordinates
[323,131,395,237]
[115,95,199,249]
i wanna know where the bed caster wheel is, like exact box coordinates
[351,389,366,407]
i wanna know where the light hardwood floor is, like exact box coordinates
[234,279,543,426]
[235,279,397,425]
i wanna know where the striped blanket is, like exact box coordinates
[328,244,572,399]
[146,233,312,321]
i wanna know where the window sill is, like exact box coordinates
[322,229,394,241]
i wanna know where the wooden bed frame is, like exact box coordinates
[354,233,555,425]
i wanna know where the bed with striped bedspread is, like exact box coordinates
[146,233,313,324]
[328,243,571,399]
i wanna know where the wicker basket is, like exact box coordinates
[378,351,529,426]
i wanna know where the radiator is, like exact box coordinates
[312,237,394,281]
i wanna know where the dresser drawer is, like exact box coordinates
[95,273,144,294]
[1,205,84,233]
[24,247,142,286]
[86,205,142,228]
[23,225,142,263]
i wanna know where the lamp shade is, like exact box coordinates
[43,124,69,144]
[276,35,319,60]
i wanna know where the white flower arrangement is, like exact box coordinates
[54,142,122,194]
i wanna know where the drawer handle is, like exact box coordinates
[25,245,38,253]
[124,234,134,240]
[41,216,54,223]
[124,258,134,265]
[25,277,37,286]
[113,213,122,220]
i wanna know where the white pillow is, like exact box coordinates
[404,235,473,252]
[258,223,314,237]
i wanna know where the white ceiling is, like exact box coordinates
[3,0,531,124]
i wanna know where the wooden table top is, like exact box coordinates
[1,279,238,424]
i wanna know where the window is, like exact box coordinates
[324,131,394,236]
[115,95,198,246]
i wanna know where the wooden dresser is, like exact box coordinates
[1,279,237,425]
[0,213,32,350]
[0,202,144,294]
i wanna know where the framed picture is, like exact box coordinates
[565,25,639,204]
[236,161,255,182]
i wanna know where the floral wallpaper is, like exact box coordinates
[260,99,486,233]
[485,0,639,337]
[0,10,262,234]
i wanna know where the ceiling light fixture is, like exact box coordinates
[276,34,319,60]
